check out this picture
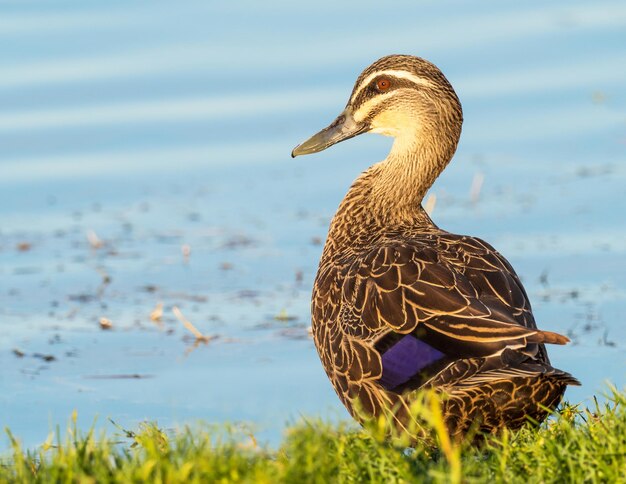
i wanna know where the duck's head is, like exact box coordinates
[292,54,462,158]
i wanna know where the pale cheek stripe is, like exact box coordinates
[350,69,434,102]
[352,91,398,122]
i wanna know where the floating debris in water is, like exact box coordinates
[220,262,234,270]
[96,267,112,285]
[181,244,191,262]
[16,242,32,252]
[33,353,56,362]
[469,172,484,204]
[87,230,104,249]
[172,306,214,343]
[601,330,616,347]
[99,317,113,330]
[150,302,164,324]
[223,234,256,249]
[274,309,297,322]
[12,348,25,358]
[69,294,96,303]
[424,193,437,215]
[96,267,112,297]
[539,269,549,287]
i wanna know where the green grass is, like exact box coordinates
[2,388,625,483]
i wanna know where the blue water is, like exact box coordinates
[1,0,625,450]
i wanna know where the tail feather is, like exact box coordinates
[546,367,581,386]
[530,329,570,345]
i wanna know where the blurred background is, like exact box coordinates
[1,0,625,449]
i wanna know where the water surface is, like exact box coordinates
[1,0,625,449]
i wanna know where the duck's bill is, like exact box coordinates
[291,109,368,158]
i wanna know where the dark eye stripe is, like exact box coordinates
[350,76,423,113]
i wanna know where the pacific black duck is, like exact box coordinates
[292,54,579,440]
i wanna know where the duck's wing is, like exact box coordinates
[341,239,568,360]
[419,351,580,391]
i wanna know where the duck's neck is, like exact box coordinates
[371,132,453,216]
[326,127,460,250]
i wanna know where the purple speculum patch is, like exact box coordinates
[379,335,445,390]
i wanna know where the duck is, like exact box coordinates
[292,54,579,441]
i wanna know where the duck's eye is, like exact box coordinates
[376,78,391,91]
